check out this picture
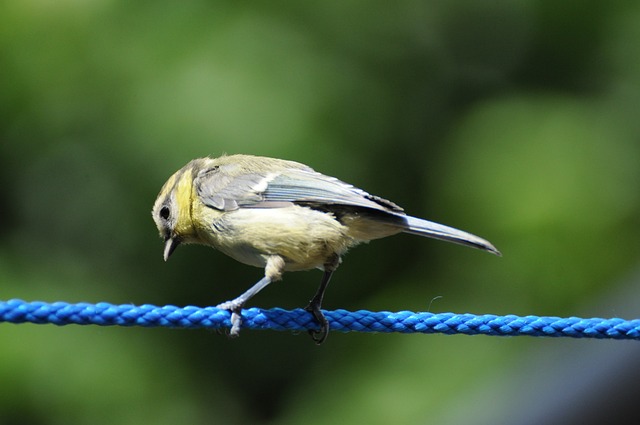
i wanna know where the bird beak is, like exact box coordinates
[163,237,179,261]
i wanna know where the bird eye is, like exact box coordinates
[160,206,171,220]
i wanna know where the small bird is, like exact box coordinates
[152,154,500,343]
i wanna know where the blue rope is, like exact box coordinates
[2,299,639,340]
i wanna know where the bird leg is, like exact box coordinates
[305,254,340,344]
[216,275,271,337]
[216,255,285,337]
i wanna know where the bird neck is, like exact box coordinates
[173,168,199,242]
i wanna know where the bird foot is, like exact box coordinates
[305,303,329,345]
[216,300,244,337]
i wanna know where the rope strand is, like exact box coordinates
[1,299,639,340]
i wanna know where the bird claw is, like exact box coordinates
[216,300,243,337]
[305,303,329,345]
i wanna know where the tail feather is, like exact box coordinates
[402,215,501,256]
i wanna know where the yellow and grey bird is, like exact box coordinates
[152,154,500,343]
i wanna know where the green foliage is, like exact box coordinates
[1,2,639,424]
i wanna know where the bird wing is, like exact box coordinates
[195,164,403,214]
[194,163,267,211]
[262,170,404,212]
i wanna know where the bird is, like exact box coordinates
[152,154,500,344]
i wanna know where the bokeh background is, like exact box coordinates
[2,1,640,424]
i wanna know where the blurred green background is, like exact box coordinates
[2,1,640,424]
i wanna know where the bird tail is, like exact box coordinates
[402,215,501,256]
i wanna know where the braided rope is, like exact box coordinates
[1,299,639,340]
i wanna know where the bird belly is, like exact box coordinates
[202,206,355,271]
